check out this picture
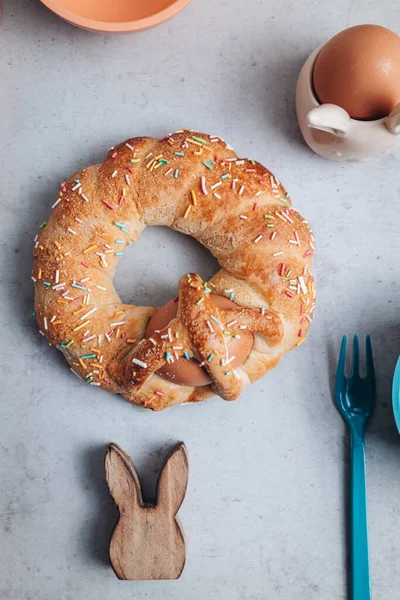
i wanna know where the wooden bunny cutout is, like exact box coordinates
[105,442,189,580]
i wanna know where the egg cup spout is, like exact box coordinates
[386,103,400,135]
[306,104,351,137]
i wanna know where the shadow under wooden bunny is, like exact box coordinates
[81,441,182,567]
[80,444,118,566]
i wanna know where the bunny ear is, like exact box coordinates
[105,443,143,509]
[156,443,188,516]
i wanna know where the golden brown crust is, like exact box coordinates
[33,129,315,410]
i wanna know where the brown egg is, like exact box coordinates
[145,294,254,387]
[313,25,400,120]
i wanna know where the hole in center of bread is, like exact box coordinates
[113,226,219,307]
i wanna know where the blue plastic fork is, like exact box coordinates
[335,335,376,600]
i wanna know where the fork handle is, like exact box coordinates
[350,429,371,600]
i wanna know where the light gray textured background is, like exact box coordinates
[1,1,400,598]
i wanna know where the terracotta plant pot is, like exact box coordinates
[40,0,192,33]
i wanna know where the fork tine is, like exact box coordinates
[336,335,348,382]
[352,334,360,377]
[365,334,375,379]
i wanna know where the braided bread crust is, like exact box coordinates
[33,130,315,410]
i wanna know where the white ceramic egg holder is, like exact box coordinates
[296,47,400,162]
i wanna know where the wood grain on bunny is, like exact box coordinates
[32,129,315,410]
[105,442,188,580]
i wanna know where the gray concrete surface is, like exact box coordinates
[1,1,400,598]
